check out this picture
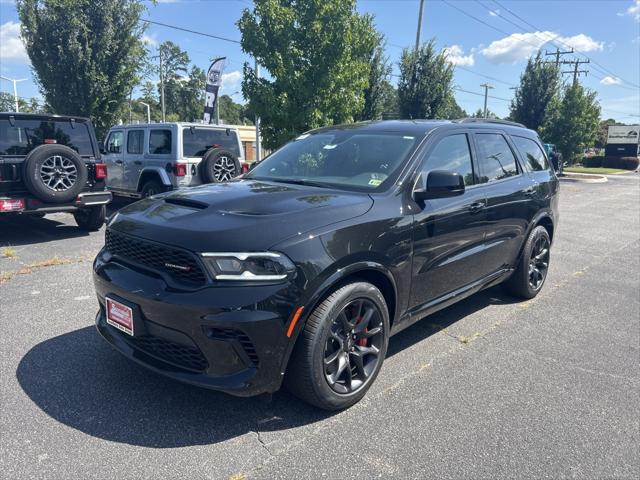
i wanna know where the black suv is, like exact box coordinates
[0,112,111,230]
[93,119,558,409]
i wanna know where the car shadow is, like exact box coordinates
[0,214,91,246]
[16,286,517,448]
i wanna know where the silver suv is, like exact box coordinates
[102,122,245,198]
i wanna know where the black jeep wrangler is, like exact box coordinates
[0,112,112,230]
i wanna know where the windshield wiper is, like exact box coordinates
[254,177,332,189]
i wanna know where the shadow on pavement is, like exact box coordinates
[0,214,91,246]
[17,286,517,448]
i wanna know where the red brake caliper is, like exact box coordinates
[355,315,368,347]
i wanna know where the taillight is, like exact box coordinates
[0,199,25,212]
[241,163,250,174]
[175,163,187,177]
[95,163,107,179]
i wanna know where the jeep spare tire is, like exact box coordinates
[22,145,88,203]
[201,148,240,183]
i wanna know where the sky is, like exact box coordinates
[1,0,639,123]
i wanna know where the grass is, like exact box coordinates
[565,167,629,175]
[27,255,72,269]
[1,247,17,258]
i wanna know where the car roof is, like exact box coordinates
[111,122,240,131]
[0,112,91,122]
[308,119,538,139]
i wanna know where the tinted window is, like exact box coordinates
[106,131,123,154]
[127,130,144,154]
[423,134,475,186]
[474,133,518,183]
[149,129,172,154]
[0,118,94,156]
[246,131,420,191]
[512,136,548,171]
[182,127,241,158]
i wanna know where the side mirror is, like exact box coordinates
[99,146,107,155]
[413,170,465,202]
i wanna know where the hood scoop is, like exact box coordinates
[164,197,209,210]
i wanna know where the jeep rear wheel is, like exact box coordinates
[23,145,88,203]
[201,148,240,183]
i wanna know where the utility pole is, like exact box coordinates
[481,83,494,118]
[159,47,166,122]
[254,59,262,162]
[138,101,151,123]
[415,0,425,51]
[544,47,574,67]
[0,76,27,112]
[560,58,590,84]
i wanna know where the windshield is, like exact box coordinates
[246,130,421,191]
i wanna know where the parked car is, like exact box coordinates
[93,118,559,409]
[102,122,245,198]
[0,112,111,230]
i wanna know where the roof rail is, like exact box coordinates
[454,118,526,128]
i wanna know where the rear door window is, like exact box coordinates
[149,129,172,155]
[511,136,549,172]
[474,133,519,183]
[0,118,94,156]
[127,130,144,154]
[182,127,241,158]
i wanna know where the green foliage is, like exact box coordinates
[379,80,399,119]
[0,92,44,113]
[596,118,619,148]
[543,82,601,163]
[357,35,391,121]
[471,108,498,119]
[218,95,254,125]
[397,40,455,119]
[510,52,560,132]
[602,156,639,170]
[17,0,147,138]
[238,0,379,149]
[442,97,467,119]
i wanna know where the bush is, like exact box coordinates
[602,156,639,170]
[582,156,603,168]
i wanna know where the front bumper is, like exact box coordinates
[93,250,299,396]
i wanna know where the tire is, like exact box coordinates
[285,281,390,410]
[140,180,164,198]
[22,145,88,203]
[200,148,240,183]
[73,205,105,231]
[502,226,551,299]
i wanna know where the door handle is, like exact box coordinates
[133,160,142,165]
[115,160,123,164]
[523,186,536,196]
[468,201,486,213]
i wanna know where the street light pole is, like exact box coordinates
[0,76,27,112]
[254,59,261,162]
[415,0,425,51]
[138,101,151,123]
[159,47,166,122]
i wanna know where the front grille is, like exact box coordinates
[105,229,207,286]
[128,335,208,372]
[208,328,260,366]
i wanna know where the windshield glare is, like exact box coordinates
[247,131,420,190]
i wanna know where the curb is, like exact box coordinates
[559,172,608,183]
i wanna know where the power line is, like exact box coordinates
[141,19,241,44]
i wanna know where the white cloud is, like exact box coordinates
[557,33,603,52]
[600,76,622,85]
[480,31,603,63]
[0,21,29,63]
[221,70,242,93]
[628,0,640,21]
[443,45,474,66]
[141,33,158,47]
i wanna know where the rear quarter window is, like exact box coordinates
[511,136,549,172]
[182,127,241,158]
[0,118,94,156]
[149,129,173,155]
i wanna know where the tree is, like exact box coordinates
[471,107,498,119]
[238,0,379,149]
[218,95,246,125]
[442,97,467,119]
[397,40,455,119]
[509,52,560,132]
[17,0,147,137]
[543,82,601,163]
[596,118,620,148]
[379,80,399,119]
[0,92,43,113]
[357,35,391,121]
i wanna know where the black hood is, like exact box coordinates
[108,180,373,252]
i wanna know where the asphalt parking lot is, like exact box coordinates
[1,175,639,479]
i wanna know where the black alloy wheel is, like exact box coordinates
[323,298,384,394]
[528,235,549,290]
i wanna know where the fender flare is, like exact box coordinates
[137,167,172,191]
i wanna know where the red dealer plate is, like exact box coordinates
[106,297,134,336]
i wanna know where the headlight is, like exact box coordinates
[200,252,296,281]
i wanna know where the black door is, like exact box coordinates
[471,131,537,272]
[409,133,490,311]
